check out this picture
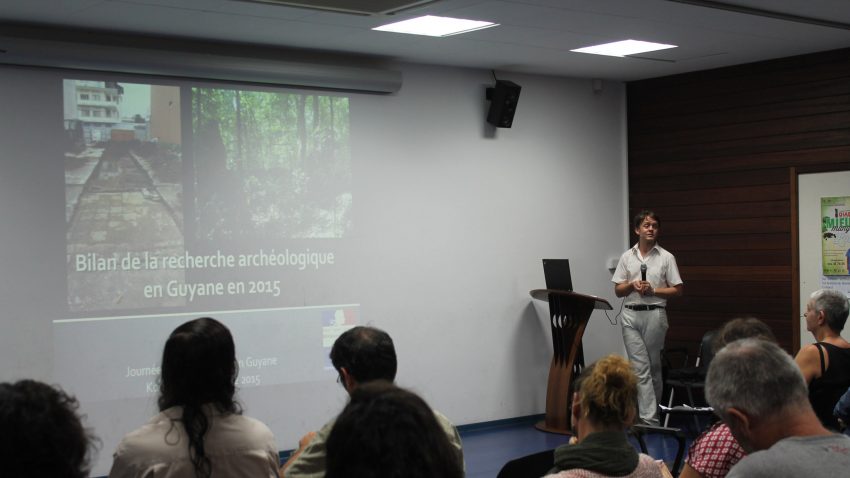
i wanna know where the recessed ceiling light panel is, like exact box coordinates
[373,15,498,37]
[571,39,677,57]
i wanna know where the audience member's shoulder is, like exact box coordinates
[691,421,737,450]
[542,455,663,478]
[807,432,850,453]
[317,416,336,437]
[797,342,821,355]
[778,432,850,449]
[431,409,463,450]
[115,410,174,453]
[221,412,277,444]
[727,447,795,478]
[432,409,456,429]
[635,454,665,478]
[728,434,850,478]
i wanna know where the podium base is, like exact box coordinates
[534,420,572,435]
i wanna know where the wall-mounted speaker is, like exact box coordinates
[486,80,521,128]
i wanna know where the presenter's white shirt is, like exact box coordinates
[109,405,279,478]
[611,243,682,306]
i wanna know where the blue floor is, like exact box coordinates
[460,416,571,478]
[460,415,703,477]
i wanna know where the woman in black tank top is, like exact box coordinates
[807,343,850,429]
[794,289,850,431]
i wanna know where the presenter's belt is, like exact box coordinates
[625,304,665,311]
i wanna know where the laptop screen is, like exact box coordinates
[542,259,572,291]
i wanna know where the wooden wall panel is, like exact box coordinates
[626,48,850,355]
[634,146,850,177]
[630,95,850,134]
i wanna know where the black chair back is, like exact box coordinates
[629,424,687,476]
[497,449,555,478]
[697,329,717,373]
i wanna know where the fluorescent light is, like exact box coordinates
[571,39,677,57]
[373,15,498,37]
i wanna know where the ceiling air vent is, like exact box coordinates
[233,0,440,16]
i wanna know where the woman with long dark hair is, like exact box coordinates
[109,317,279,478]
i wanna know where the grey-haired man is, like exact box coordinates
[706,339,850,477]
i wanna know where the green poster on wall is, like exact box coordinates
[821,196,850,276]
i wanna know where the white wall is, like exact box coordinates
[0,62,629,475]
[342,64,629,422]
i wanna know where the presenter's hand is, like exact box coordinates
[631,280,645,295]
[633,280,654,296]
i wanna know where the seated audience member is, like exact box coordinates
[0,379,96,478]
[705,339,850,477]
[834,385,850,436]
[794,288,850,430]
[544,354,665,478]
[324,381,463,478]
[109,317,280,478]
[281,326,463,478]
[680,317,776,478]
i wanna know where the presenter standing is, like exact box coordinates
[612,210,683,425]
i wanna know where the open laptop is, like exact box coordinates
[542,259,573,291]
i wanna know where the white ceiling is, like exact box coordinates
[2,0,850,80]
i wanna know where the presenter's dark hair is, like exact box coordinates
[325,381,463,478]
[158,317,240,478]
[632,210,660,229]
[330,326,397,383]
[0,379,96,478]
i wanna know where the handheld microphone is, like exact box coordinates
[640,263,647,282]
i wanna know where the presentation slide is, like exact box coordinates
[1,69,363,474]
[61,78,360,390]
[60,78,358,391]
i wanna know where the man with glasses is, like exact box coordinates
[280,326,463,478]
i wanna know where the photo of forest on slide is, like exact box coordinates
[191,88,352,242]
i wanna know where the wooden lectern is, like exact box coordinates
[530,289,612,434]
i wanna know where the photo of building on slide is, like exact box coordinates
[64,80,186,313]
[191,88,352,242]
